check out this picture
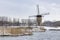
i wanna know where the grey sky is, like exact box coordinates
[0,0,60,21]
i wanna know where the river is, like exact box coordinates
[0,30,60,40]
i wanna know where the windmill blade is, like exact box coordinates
[40,12,49,15]
[37,5,40,15]
[29,15,37,17]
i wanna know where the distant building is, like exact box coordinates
[0,16,20,26]
[21,19,37,26]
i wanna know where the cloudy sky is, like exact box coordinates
[0,0,60,21]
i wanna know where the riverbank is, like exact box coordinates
[0,26,32,36]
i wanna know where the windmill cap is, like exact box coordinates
[36,15,42,17]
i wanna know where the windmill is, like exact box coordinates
[29,5,49,26]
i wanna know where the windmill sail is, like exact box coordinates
[37,5,40,15]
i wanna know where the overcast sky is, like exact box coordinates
[0,0,60,22]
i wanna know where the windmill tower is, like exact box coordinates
[29,5,49,26]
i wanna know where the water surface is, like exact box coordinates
[0,30,60,40]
